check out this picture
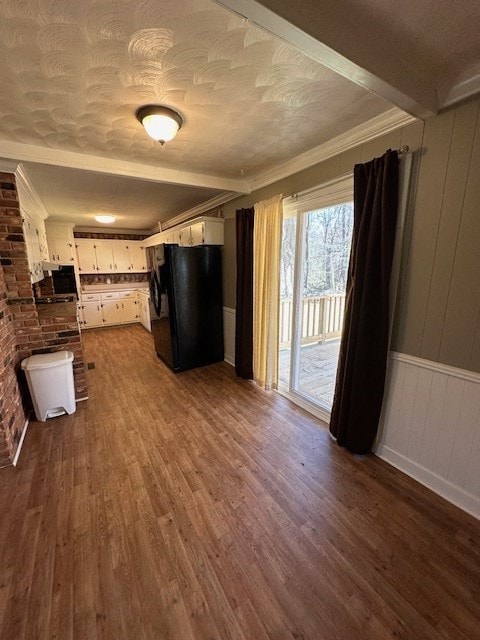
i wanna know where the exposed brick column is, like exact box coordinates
[0,173,31,465]
[0,172,88,466]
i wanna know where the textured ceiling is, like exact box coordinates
[0,0,390,181]
[23,162,222,230]
[333,0,480,86]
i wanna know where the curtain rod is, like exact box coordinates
[282,146,410,200]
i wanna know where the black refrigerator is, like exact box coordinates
[147,244,224,372]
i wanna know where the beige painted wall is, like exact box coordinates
[220,95,480,373]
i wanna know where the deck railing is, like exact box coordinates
[279,294,345,347]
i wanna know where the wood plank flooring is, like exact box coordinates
[0,325,479,640]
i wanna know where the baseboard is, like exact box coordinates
[376,444,480,520]
[223,306,236,368]
[12,416,30,467]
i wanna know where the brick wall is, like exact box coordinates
[0,172,87,467]
[0,173,32,466]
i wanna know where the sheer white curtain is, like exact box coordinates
[253,195,283,390]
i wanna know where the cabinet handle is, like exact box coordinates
[114,264,117,269]
[97,267,100,271]
[57,254,60,261]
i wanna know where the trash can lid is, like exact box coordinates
[21,350,74,371]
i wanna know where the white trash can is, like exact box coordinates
[21,350,76,421]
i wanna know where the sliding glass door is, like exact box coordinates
[278,179,353,419]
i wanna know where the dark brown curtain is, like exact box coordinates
[330,149,399,454]
[235,208,255,379]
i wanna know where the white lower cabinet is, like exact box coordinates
[137,292,151,332]
[82,300,103,327]
[117,292,138,323]
[80,290,143,328]
[101,298,121,324]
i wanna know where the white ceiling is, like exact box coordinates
[1,0,479,230]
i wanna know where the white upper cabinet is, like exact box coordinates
[128,243,147,272]
[111,241,131,272]
[45,223,75,264]
[94,240,115,272]
[75,238,147,274]
[178,219,224,246]
[16,166,50,283]
[75,239,99,273]
[22,209,49,284]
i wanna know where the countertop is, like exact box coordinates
[36,301,77,319]
[81,283,148,293]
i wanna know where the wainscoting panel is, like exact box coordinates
[376,352,480,519]
[223,307,236,367]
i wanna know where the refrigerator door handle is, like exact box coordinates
[150,271,162,317]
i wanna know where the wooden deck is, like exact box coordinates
[279,339,341,410]
[1,325,479,639]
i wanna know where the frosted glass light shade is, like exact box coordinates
[95,215,116,224]
[136,105,183,144]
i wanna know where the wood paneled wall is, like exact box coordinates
[393,99,480,372]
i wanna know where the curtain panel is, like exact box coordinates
[235,208,255,379]
[253,195,283,390]
[330,149,399,454]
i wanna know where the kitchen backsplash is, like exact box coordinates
[80,273,149,285]
[74,232,149,240]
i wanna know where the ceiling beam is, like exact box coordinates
[0,139,250,194]
[215,0,438,118]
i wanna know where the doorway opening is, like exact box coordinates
[278,178,354,420]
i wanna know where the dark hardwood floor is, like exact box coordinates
[1,325,479,639]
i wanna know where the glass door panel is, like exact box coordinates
[278,215,297,390]
[279,201,353,415]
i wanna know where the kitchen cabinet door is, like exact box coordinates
[120,298,138,323]
[94,241,115,273]
[101,299,122,324]
[49,237,74,264]
[22,212,44,283]
[190,221,204,245]
[82,301,103,327]
[138,298,151,331]
[76,240,98,273]
[178,227,192,246]
[77,302,84,327]
[129,243,147,272]
[112,242,131,272]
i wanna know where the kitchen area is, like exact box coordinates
[0,168,225,467]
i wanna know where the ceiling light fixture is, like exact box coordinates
[95,215,116,224]
[136,105,183,144]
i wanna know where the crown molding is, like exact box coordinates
[248,108,416,192]
[162,191,242,229]
[0,139,250,193]
[440,62,480,109]
[15,164,50,220]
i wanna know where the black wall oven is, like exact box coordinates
[51,265,77,295]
